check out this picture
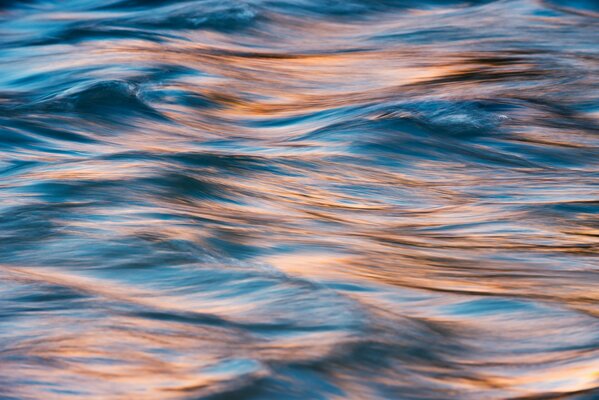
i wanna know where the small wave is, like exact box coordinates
[37,80,166,122]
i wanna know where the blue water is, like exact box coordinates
[1,1,598,399]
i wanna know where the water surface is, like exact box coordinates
[0,0,598,399]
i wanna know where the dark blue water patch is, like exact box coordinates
[3,64,200,97]
[95,0,192,10]
[371,26,504,45]
[101,151,293,177]
[388,100,514,137]
[78,1,263,33]
[0,90,31,113]
[565,388,599,400]
[0,159,40,178]
[264,0,496,18]
[9,120,99,144]
[549,200,599,215]
[18,180,120,203]
[143,88,218,109]
[35,80,168,122]
[365,133,542,169]
[124,2,259,32]
[0,219,209,268]
[0,125,44,148]
[298,99,514,142]
[291,100,551,167]
[1,300,85,315]
[12,168,237,207]
[145,171,239,203]
[442,297,541,317]
[25,25,179,46]
[0,0,36,10]
[491,137,599,168]
[204,233,258,259]
[543,0,599,16]
[232,365,345,400]
[10,286,86,304]
[0,202,102,261]
[166,152,277,173]
[132,309,237,328]
[135,64,206,82]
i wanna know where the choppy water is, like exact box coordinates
[1,0,598,399]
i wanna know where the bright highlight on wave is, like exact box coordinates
[0,1,598,399]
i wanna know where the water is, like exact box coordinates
[0,0,598,398]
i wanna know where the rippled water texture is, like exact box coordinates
[1,0,598,399]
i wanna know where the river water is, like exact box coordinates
[0,1,598,399]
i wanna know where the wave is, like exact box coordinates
[0,0,598,399]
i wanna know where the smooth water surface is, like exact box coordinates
[0,0,598,399]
